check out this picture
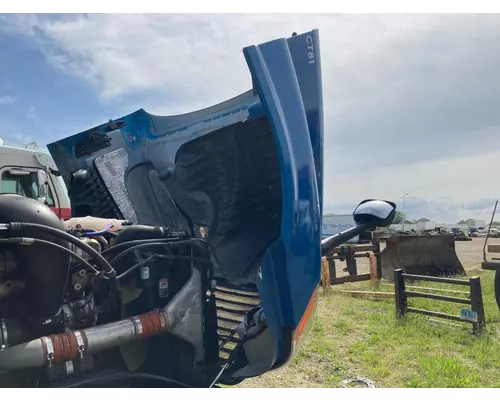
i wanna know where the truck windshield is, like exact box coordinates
[1,170,55,206]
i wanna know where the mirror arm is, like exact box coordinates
[321,223,371,256]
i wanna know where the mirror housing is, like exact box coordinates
[321,199,396,256]
[37,169,48,204]
[353,199,396,228]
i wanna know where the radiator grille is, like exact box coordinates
[215,281,260,360]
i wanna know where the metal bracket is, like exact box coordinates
[44,337,55,367]
[0,319,7,349]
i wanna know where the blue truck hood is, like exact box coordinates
[47,29,324,373]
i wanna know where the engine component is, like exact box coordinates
[0,309,167,370]
[0,249,16,278]
[0,194,70,323]
[0,280,24,301]
[47,353,94,382]
[0,318,7,349]
[114,225,188,245]
[3,221,115,277]
[63,296,97,329]
[69,237,101,262]
[0,262,203,370]
[0,198,220,388]
[64,216,132,233]
[0,318,37,349]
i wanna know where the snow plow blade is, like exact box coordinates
[380,235,466,281]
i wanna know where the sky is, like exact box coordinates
[0,13,499,223]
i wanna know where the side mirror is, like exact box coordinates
[322,199,396,256]
[353,199,396,229]
[37,169,48,204]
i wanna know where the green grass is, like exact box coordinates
[239,268,500,388]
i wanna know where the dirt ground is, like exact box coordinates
[455,237,500,268]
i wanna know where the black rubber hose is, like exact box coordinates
[113,225,182,245]
[7,222,114,276]
[59,372,192,388]
[116,256,157,280]
[93,235,109,251]
[109,240,197,266]
[102,237,208,260]
[0,237,102,277]
[101,237,182,259]
[117,254,211,280]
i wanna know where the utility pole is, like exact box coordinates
[403,193,409,232]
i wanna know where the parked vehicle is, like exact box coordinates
[0,139,71,220]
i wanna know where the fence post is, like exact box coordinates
[369,253,377,283]
[328,258,336,284]
[469,276,485,334]
[373,239,382,280]
[394,269,407,319]
[321,257,331,292]
[345,247,358,276]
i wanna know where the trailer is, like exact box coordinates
[322,214,358,242]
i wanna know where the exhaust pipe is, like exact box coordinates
[0,266,204,371]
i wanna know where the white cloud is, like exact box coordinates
[2,13,500,221]
[26,107,38,120]
[0,95,15,104]
[0,116,36,144]
[327,148,500,222]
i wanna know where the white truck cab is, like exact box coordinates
[0,138,71,220]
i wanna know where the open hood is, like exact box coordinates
[48,29,324,371]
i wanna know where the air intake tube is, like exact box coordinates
[0,265,203,370]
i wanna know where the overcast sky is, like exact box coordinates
[0,13,499,223]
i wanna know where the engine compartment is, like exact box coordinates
[0,194,264,388]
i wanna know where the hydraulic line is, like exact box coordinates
[101,238,192,259]
[2,222,115,276]
[109,240,198,266]
[0,237,102,277]
[116,254,211,280]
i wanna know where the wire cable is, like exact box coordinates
[82,224,114,237]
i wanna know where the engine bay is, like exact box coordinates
[0,194,264,388]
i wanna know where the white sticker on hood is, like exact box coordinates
[94,148,138,223]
